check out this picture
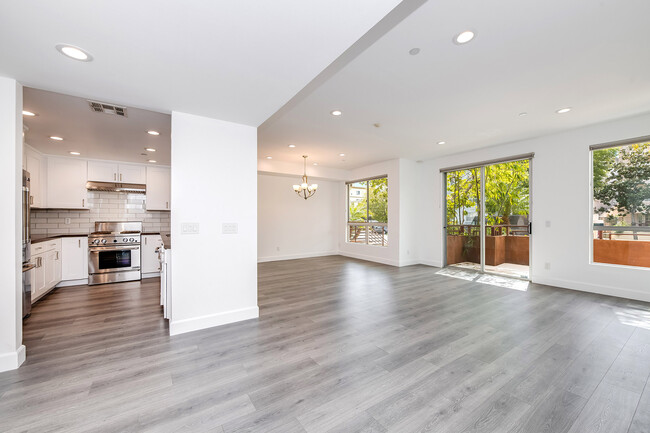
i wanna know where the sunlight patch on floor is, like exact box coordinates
[436,267,529,291]
[614,306,650,330]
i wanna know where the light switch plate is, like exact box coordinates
[181,223,200,234]
[222,223,238,234]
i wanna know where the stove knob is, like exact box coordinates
[101,239,107,244]
[93,239,100,245]
[129,238,135,242]
[123,238,128,243]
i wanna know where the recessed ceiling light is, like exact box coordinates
[339,153,345,157]
[266,156,272,159]
[69,151,80,155]
[556,107,572,114]
[148,160,157,163]
[55,44,93,62]
[331,110,342,116]
[22,110,36,117]
[288,144,296,148]
[437,141,446,145]
[409,48,421,55]
[145,148,156,152]
[454,31,475,45]
[147,130,160,136]
[313,162,318,166]
[519,112,528,117]
[50,136,63,141]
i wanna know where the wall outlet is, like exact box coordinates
[276,246,280,251]
[544,262,551,270]
[545,220,551,228]
[64,217,71,225]
[181,223,200,234]
[222,223,238,235]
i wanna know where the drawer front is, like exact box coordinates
[33,238,62,253]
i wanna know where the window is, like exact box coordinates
[592,139,650,268]
[347,177,388,246]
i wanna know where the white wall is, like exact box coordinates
[170,112,258,335]
[399,159,421,266]
[258,173,340,262]
[0,77,25,372]
[339,159,400,265]
[418,112,650,302]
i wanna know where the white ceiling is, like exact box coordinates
[259,0,650,168]
[0,0,403,127]
[23,87,171,165]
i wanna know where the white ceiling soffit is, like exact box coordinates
[23,87,171,165]
[259,0,650,169]
[0,0,405,127]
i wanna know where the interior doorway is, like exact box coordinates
[444,157,531,280]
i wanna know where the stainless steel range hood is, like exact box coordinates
[86,181,146,194]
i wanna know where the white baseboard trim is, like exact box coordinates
[419,260,443,268]
[142,272,160,279]
[533,275,650,303]
[56,278,88,288]
[338,251,399,267]
[258,251,337,263]
[0,345,26,373]
[169,306,259,336]
[399,259,421,267]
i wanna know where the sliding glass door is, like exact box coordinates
[444,158,531,280]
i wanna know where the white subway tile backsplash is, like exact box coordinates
[31,191,170,236]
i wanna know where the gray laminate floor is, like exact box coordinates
[1,256,650,432]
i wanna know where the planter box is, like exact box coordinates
[593,239,650,268]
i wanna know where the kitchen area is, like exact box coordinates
[21,87,172,323]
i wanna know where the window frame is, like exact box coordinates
[589,136,650,270]
[346,175,388,246]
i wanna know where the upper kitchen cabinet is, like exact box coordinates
[146,166,171,211]
[24,145,46,208]
[47,157,88,209]
[88,161,146,184]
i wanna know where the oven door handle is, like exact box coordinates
[89,247,140,252]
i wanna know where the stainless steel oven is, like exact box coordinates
[88,221,142,285]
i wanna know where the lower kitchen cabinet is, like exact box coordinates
[142,235,164,275]
[61,237,88,281]
[31,239,62,302]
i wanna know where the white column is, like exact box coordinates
[0,77,25,372]
[169,112,258,335]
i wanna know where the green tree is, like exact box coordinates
[484,160,529,226]
[595,143,650,238]
[368,178,388,223]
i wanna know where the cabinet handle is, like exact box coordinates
[56,251,59,260]
[120,173,123,181]
[166,201,169,209]
[78,239,81,248]
[145,237,147,245]
[82,198,85,207]
[30,195,34,205]
[114,173,117,181]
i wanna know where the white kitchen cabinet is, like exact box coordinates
[142,235,164,274]
[61,237,88,281]
[88,161,146,184]
[47,157,88,209]
[30,239,62,302]
[25,146,46,208]
[146,166,171,211]
[88,160,119,182]
[118,163,146,184]
[30,255,45,302]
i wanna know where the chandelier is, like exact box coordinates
[292,155,318,200]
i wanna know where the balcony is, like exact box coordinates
[593,225,650,268]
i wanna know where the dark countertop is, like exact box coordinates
[32,234,88,243]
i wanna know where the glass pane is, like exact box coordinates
[368,225,388,246]
[368,178,388,223]
[445,168,481,271]
[593,142,650,268]
[348,224,367,243]
[484,160,530,279]
[348,181,367,222]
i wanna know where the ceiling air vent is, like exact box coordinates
[88,100,128,117]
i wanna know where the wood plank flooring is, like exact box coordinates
[1,256,650,432]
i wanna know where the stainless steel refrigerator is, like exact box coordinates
[22,170,34,318]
